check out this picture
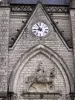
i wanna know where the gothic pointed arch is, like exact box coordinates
[8,45,74,95]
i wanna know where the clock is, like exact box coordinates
[32,22,49,37]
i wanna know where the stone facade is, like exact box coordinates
[0,7,10,92]
[0,0,75,100]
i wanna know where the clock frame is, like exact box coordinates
[32,22,49,37]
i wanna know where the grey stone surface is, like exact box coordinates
[70,10,75,81]
[0,8,10,92]
[0,1,75,100]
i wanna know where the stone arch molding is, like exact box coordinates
[9,44,74,94]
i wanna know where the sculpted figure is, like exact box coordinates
[35,62,47,83]
[24,62,56,92]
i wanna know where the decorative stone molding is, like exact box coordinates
[45,6,69,13]
[11,5,35,12]
[10,5,69,13]
[21,92,61,99]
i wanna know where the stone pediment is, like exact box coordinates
[9,2,71,51]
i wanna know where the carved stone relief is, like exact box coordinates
[16,54,66,100]
[22,61,56,93]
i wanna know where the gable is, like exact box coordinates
[9,3,71,51]
[8,4,74,88]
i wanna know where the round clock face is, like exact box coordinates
[32,22,49,37]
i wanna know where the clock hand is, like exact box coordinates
[33,28,42,31]
[36,23,43,32]
[33,29,39,30]
[37,23,40,29]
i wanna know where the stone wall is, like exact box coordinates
[9,13,72,48]
[0,2,74,100]
[0,7,10,92]
[8,9,74,80]
[70,10,75,81]
[9,12,28,47]
[0,3,72,100]
[52,13,72,47]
